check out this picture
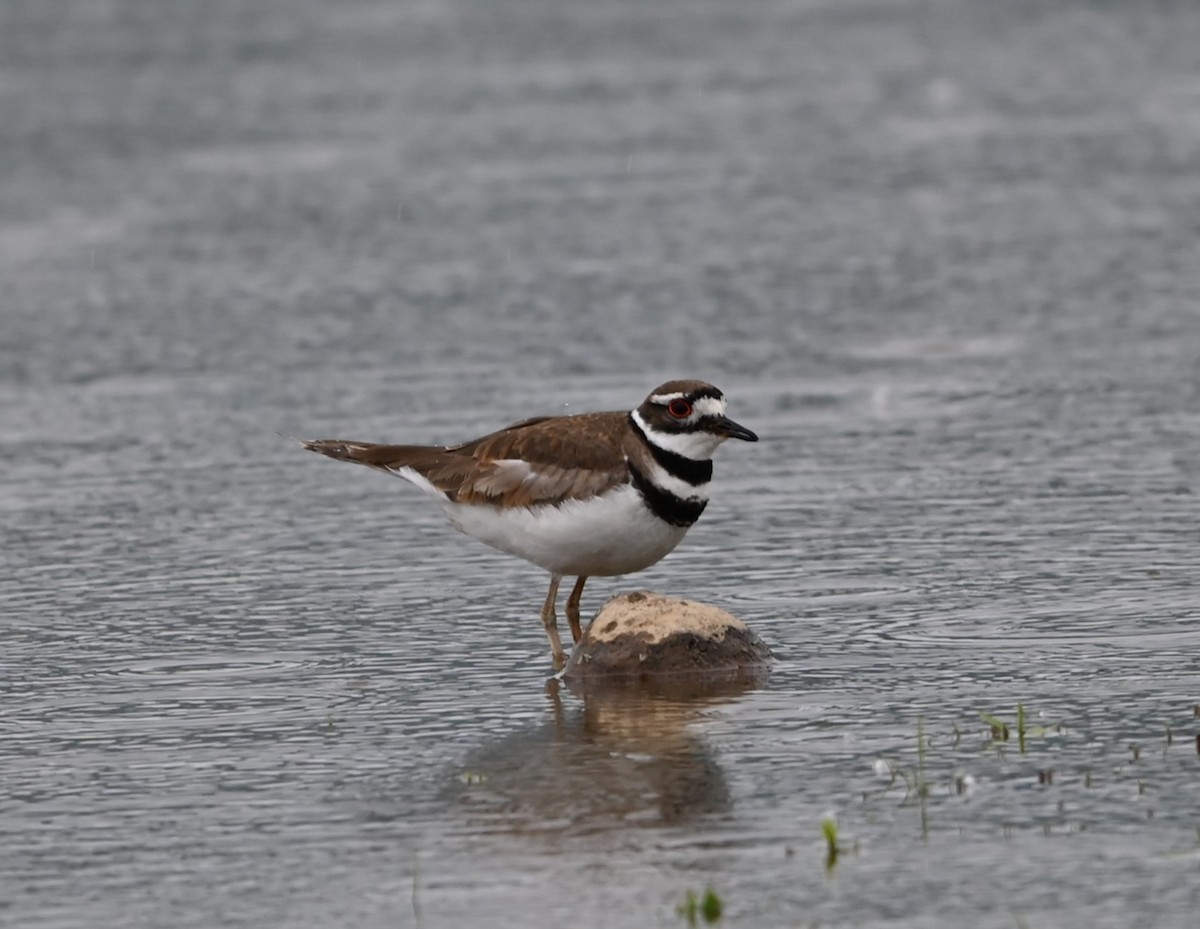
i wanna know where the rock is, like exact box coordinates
[561,590,772,688]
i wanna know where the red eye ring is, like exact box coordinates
[667,399,693,419]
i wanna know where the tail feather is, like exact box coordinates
[301,439,440,469]
[302,438,462,501]
[301,439,380,463]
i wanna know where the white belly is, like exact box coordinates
[442,485,689,577]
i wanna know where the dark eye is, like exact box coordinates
[667,399,693,419]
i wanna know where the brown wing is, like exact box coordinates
[302,410,631,507]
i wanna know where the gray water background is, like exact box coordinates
[3,1,1199,926]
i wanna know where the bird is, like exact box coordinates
[301,379,758,667]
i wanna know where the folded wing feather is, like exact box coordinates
[303,410,631,508]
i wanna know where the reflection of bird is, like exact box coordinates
[302,380,757,666]
[449,683,743,833]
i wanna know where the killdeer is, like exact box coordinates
[302,380,757,667]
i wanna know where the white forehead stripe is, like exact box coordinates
[692,396,727,418]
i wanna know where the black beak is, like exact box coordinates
[712,415,758,442]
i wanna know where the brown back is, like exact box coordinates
[304,411,633,507]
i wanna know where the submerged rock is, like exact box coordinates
[561,590,771,687]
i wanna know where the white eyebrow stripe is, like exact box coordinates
[649,391,687,404]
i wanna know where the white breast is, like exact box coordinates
[442,485,690,577]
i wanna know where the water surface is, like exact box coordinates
[3,1,1199,927]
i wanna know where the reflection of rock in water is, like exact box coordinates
[447,680,760,834]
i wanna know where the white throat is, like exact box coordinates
[631,409,726,460]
